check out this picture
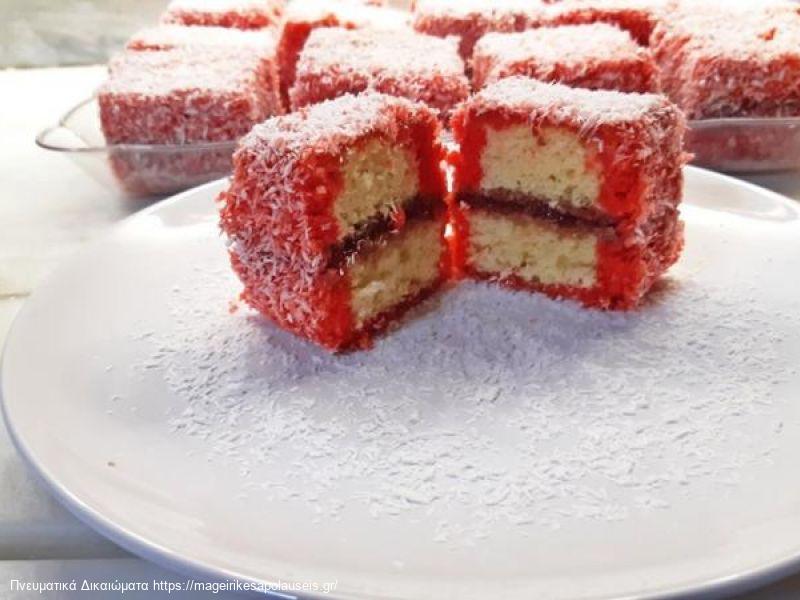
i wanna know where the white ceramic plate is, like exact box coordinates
[3,167,800,600]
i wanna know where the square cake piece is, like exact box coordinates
[219,93,450,351]
[99,47,281,144]
[412,0,550,61]
[277,0,409,105]
[99,48,282,195]
[290,27,469,118]
[161,0,285,29]
[651,2,800,119]
[450,77,685,310]
[472,24,659,93]
[546,0,667,46]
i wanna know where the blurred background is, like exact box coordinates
[0,0,411,67]
[2,0,793,69]
[1,0,167,67]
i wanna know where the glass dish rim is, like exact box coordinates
[35,97,240,154]
[35,96,800,154]
[688,116,800,128]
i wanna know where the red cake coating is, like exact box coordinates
[472,24,659,93]
[546,0,668,46]
[450,78,685,231]
[651,3,800,119]
[412,0,551,60]
[219,93,448,351]
[277,0,409,105]
[290,27,469,118]
[451,204,684,310]
[161,0,285,29]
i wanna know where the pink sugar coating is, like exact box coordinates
[161,0,285,29]
[652,2,800,118]
[127,24,277,52]
[290,27,469,118]
[472,24,659,93]
[99,47,282,145]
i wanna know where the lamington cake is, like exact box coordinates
[161,0,285,29]
[547,0,668,46]
[125,26,281,110]
[471,24,659,93]
[289,27,469,119]
[277,0,409,105]
[99,47,282,194]
[651,2,800,119]
[412,0,549,61]
[219,93,450,351]
[449,77,686,310]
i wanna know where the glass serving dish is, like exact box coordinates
[37,98,800,197]
[687,117,800,174]
[36,97,237,197]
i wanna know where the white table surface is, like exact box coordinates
[2,65,800,599]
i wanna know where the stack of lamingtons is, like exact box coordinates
[449,77,685,311]
[94,0,800,350]
[219,77,686,350]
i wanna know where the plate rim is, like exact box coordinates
[2,166,800,600]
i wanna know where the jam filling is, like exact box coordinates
[457,190,616,234]
[327,194,444,269]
